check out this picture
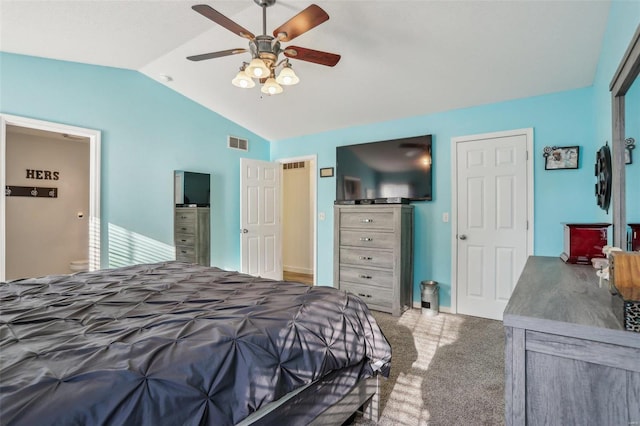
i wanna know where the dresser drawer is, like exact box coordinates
[175,222,196,235]
[174,234,196,247]
[176,246,196,263]
[340,230,394,249]
[340,247,393,269]
[339,266,393,288]
[339,211,394,230]
[175,209,197,225]
[341,282,392,309]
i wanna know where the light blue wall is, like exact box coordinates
[271,1,640,308]
[271,88,600,306]
[627,79,640,224]
[1,1,637,307]
[593,0,640,147]
[592,1,640,227]
[0,53,271,271]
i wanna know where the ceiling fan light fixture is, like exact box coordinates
[275,65,299,85]
[231,68,255,88]
[189,2,340,95]
[247,58,270,78]
[261,77,283,95]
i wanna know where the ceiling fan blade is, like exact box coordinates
[187,48,248,62]
[192,4,255,40]
[284,46,341,67]
[273,4,329,42]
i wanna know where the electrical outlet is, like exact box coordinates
[442,212,449,223]
[319,212,326,221]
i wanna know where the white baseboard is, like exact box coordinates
[412,300,451,313]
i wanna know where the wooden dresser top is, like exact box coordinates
[504,256,640,347]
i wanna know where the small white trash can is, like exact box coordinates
[420,280,439,316]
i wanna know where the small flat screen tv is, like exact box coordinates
[174,171,210,207]
[336,135,432,202]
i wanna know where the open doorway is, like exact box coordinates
[0,114,101,281]
[280,156,316,286]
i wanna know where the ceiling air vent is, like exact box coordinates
[228,136,248,151]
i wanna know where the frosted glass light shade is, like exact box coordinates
[260,78,283,95]
[231,70,255,88]
[246,58,270,78]
[275,67,299,85]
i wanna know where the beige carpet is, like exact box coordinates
[354,309,505,426]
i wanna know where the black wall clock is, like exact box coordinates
[595,143,612,213]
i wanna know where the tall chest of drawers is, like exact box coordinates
[334,205,414,316]
[174,207,210,266]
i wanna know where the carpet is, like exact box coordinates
[354,309,505,425]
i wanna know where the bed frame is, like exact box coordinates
[239,375,380,425]
[310,375,380,424]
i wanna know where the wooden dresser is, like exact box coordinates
[174,207,210,266]
[333,204,413,316]
[504,256,640,425]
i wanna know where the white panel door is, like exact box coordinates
[456,132,530,320]
[240,158,282,280]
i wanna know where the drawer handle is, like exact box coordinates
[357,293,372,298]
[359,256,372,261]
[358,274,372,279]
[181,239,187,243]
[359,237,372,242]
[181,250,187,254]
[361,219,374,223]
[180,216,188,219]
[181,227,188,231]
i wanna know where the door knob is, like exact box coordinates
[459,234,467,240]
[241,229,248,234]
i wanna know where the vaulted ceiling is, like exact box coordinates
[0,0,611,141]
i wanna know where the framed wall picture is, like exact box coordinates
[543,145,580,170]
[319,167,334,177]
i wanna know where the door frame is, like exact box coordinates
[277,155,317,286]
[0,114,101,280]
[450,128,534,315]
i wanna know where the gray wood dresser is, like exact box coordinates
[504,256,640,426]
[174,207,210,266]
[333,204,413,316]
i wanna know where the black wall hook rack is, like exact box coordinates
[5,186,58,198]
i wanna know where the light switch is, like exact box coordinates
[442,212,449,223]
[319,212,326,221]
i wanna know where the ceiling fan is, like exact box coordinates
[187,0,341,95]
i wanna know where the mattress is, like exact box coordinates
[0,261,391,425]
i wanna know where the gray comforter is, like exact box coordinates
[0,262,391,425]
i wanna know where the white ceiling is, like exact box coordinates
[0,0,611,142]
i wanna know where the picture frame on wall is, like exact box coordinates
[544,145,580,170]
[319,167,334,177]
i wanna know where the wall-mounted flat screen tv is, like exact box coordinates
[336,135,432,202]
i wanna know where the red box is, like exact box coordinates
[560,223,610,264]
[629,224,640,251]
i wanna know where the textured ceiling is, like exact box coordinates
[0,0,611,141]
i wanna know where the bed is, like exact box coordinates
[0,261,391,425]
